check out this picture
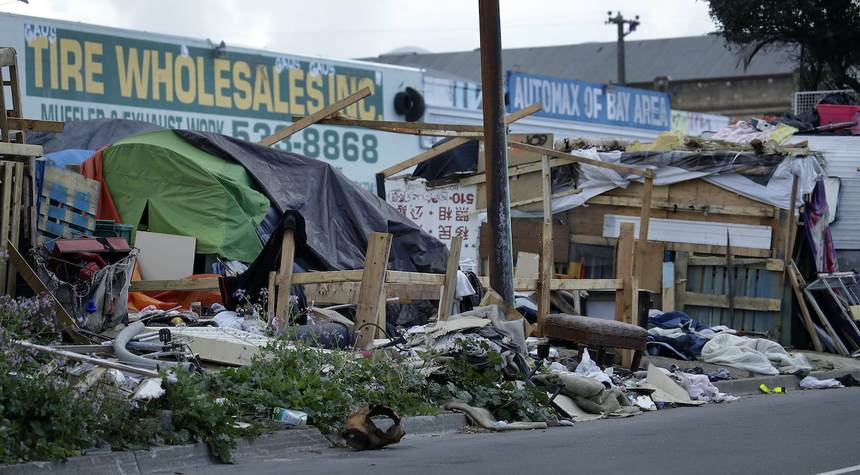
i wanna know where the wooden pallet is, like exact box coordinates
[0,161,24,295]
[37,166,99,248]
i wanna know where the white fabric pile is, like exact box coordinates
[701,333,812,376]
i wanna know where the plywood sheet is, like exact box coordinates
[603,215,772,250]
[479,218,570,263]
[135,231,196,280]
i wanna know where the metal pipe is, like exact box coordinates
[113,321,192,372]
[478,0,515,306]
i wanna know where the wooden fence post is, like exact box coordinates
[438,236,463,320]
[275,229,296,330]
[354,232,393,349]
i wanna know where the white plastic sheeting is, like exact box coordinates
[510,149,823,218]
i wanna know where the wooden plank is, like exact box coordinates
[380,102,542,177]
[508,141,654,178]
[571,233,772,258]
[438,236,463,321]
[354,232,392,349]
[275,229,296,329]
[662,260,675,311]
[6,162,22,296]
[6,117,64,133]
[7,240,82,341]
[289,115,485,137]
[292,269,365,284]
[615,223,635,324]
[382,138,468,178]
[463,156,576,188]
[637,241,665,293]
[674,252,689,312]
[684,292,781,312]
[537,154,553,336]
[0,142,43,157]
[303,281,444,305]
[295,269,446,286]
[386,271,445,285]
[587,195,775,218]
[688,256,785,272]
[0,163,13,295]
[477,276,621,291]
[481,218,570,264]
[266,271,276,322]
[0,69,6,142]
[637,175,654,250]
[785,174,799,260]
[786,261,823,352]
[129,277,220,292]
[800,275,850,356]
[258,87,371,146]
[474,189,580,213]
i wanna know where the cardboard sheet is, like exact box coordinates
[135,231,196,280]
[645,364,705,406]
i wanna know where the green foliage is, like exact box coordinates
[708,0,860,91]
[1,295,554,464]
[201,340,439,433]
[428,347,555,423]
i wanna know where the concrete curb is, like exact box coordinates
[0,427,330,475]
[0,412,467,475]
[715,369,860,396]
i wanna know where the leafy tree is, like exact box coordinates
[708,0,860,92]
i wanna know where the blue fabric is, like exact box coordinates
[45,149,95,168]
[647,310,710,360]
[648,311,705,331]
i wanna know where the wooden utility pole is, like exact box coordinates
[606,11,640,85]
[478,0,515,305]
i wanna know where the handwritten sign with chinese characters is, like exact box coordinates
[386,178,480,271]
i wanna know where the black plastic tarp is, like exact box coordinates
[27,119,163,154]
[620,150,784,185]
[175,130,449,274]
[411,138,479,181]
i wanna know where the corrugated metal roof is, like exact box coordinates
[794,136,860,178]
[367,35,797,85]
[831,178,860,250]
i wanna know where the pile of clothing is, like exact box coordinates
[645,310,735,360]
[647,310,812,376]
[401,303,530,377]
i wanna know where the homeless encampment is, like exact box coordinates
[34,124,450,327]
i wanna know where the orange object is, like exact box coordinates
[127,264,223,312]
[81,149,122,222]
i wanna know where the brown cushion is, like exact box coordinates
[544,313,647,350]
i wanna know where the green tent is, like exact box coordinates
[102,130,270,262]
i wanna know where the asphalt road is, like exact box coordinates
[193,388,860,475]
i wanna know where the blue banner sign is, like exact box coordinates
[506,71,671,131]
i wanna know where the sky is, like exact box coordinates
[0,0,719,60]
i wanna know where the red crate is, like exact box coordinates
[817,104,860,126]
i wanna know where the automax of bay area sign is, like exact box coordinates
[0,12,424,191]
[506,71,670,131]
